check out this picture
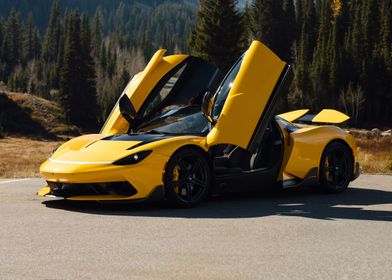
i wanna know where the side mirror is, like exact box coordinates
[119,95,137,123]
[201,90,215,124]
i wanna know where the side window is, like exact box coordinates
[211,58,243,122]
[143,64,187,117]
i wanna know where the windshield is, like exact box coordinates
[211,57,243,122]
[142,64,187,118]
[134,57,220,128]
[136,106,209,135]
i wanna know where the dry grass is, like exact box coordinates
[0,137,63,178]
[0,135,391,178]
[356,136,392,174]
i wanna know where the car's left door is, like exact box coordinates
[101,50,219,135]
[206,41,292,153]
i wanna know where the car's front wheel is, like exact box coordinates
[164,148,211,208]
[319,142,353,193]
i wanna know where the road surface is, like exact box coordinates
[0,175,391,279]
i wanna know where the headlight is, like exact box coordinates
[112,150,152,165]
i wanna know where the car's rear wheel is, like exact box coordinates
[164,148,211,208]
[319,142,353,193]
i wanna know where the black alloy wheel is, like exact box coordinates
[320,142,353,193]
[164,148,211,207]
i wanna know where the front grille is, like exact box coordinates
[46,181,137,198]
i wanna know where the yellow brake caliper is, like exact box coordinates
[172,165,180,194]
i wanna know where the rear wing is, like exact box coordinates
[278,109,350,124]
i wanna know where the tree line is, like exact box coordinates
[0,0,391,128]
[0,0,195,128]
[191,0,392,126]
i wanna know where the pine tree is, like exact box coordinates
[100,43,107,70]
[291,0,317,108]
[42,0,61,63]
[295,0,303,40]
[80,14,99,127]
[23,13,41,62]
[378,0,392,62]
[242,1,252,46]
[0,17,4,77]
[250,0,287,59]
[282,0,296,62]
[310,0,332,108]
[141,25,153,62]
[92,7,103,57]
[2,9,23,80]
[301,0,317,62]
[327,0,347,105]
[59,11,80,124]
[357,0,379,118]
[189,0,245,73]
[59,11,98,128]
[347,0,362,85]
[107,43,117,79]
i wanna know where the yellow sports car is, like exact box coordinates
[38,41,360,207]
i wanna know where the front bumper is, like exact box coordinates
[39,151,169,201]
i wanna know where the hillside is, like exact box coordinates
[0,88,80,139]
[0,0,245,38]
[0,0,198,34]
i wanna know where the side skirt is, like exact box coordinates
[212,167,319,194]
[212,167,279,194]
[279,168,319,190]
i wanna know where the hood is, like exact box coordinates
[50,133,170,164]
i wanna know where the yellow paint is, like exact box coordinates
[37,186,51,196]
[278,109,309,123]
[312,109,350,124]
[207,41,286,149]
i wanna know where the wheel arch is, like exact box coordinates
[172,144,213,170]
[319,138,355,181]
[163,144,213,179]
[162,144,213,207]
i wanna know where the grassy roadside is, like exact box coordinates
[356,136,392,174]
[0,137,63,178]
[0,136,391,179]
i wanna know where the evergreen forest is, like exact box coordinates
[0,0,390,128]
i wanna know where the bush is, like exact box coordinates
[389,156,392,171]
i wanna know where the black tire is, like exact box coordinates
[164,148,212,208]
[319,142,353,193]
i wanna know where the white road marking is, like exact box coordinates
[0,178,32,185]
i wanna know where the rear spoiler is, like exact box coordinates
[278,109,350,124]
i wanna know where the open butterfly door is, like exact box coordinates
[207,41,293,153]
[101,50,220,135]
[101,50,186,135]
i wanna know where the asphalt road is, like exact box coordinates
[0,175,391,280]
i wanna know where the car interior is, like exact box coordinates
[213,119,284,175]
